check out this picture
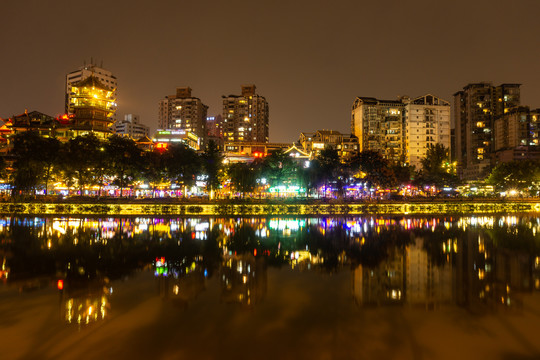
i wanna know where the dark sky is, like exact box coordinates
[1,0,539,143]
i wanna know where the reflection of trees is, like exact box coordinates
[227,223,259,253]
[412,226,464,267]
[485,222,540,254]
[299,224,350,271]
[347,226,412,268]
[5,220,56,279]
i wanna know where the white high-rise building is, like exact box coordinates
[403,95,451,170]
[66,61,117,121]
[114,114,149,139]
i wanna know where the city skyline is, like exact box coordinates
[1,0,540,143]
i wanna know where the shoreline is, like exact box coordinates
[0,199,539,216]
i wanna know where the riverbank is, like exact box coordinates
[0,199,539,216]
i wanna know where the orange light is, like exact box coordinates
[155,143,169,152]
[57,279,64,290]
[254,249,257,256]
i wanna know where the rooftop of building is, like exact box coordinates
[354,97,405,105]
[71,76,114,91]
[454,82,522,95]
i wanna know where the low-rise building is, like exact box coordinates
[153,129,200,151]
[114,114,149,139]
[298,130,359,161]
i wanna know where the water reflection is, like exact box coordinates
[61,277,111,326]
[221,253,267,307]
[0,215,539,318]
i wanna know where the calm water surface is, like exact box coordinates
[1,215,539,360]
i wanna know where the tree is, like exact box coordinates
[486,159,540,194]
[60,134,102,195]
[141,150,166,198]
[227,162,257,198]
[352,150,396,190]
[163,143,199,197]
[105,135,142,197]
[10,131,61,196]
[201,140,223,199]
[417,144,459,189]
[260,150,297,196]
[40,137,62,195]
[315,146,341,198]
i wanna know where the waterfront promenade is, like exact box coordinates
[1,198,539,216]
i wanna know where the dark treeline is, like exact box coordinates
[8,132,540,198]
[2,131,471,199]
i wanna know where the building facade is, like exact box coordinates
[68,76,116,139]
[206,114,224,149]
[404,95,451,170]
[298,130,359,161]
[114,114,149,139]
[453,83,521,179]
[493,106,540,163]
[222,85,269,144]
[4,111,73,145]
[152,129,200,151]
[66,62,117,122]
[351,94,450,169]
[351,97,406,164]
[158,87,208,145]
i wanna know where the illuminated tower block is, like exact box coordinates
[66,62,117,122]
[68,76,116,139]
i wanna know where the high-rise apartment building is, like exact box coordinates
[66,61,117,122]
[222,85,269,143]
[493,106,540,163]
[158,87,208,144]
[404,95,451,170]
[351,97,406,164]
[453,83,520,179]
[114,114,149,139]
[351,94,450,169]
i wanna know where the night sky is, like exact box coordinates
[1,0,539,143]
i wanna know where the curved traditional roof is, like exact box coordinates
[72,75,112,91]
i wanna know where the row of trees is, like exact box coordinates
[3,131,459,198]
[5,132,220,197]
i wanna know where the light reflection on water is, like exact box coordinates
[1,215,540,359]
[1,215,539,310]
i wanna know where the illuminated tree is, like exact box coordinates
[260,150,296,193]
[60,133,102,195]
[163,143,199,197]
[352,150,396,189]
[486,159,540,194]
[104,135,143,197]
[10,131,62,196]
[417,144,459,189]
